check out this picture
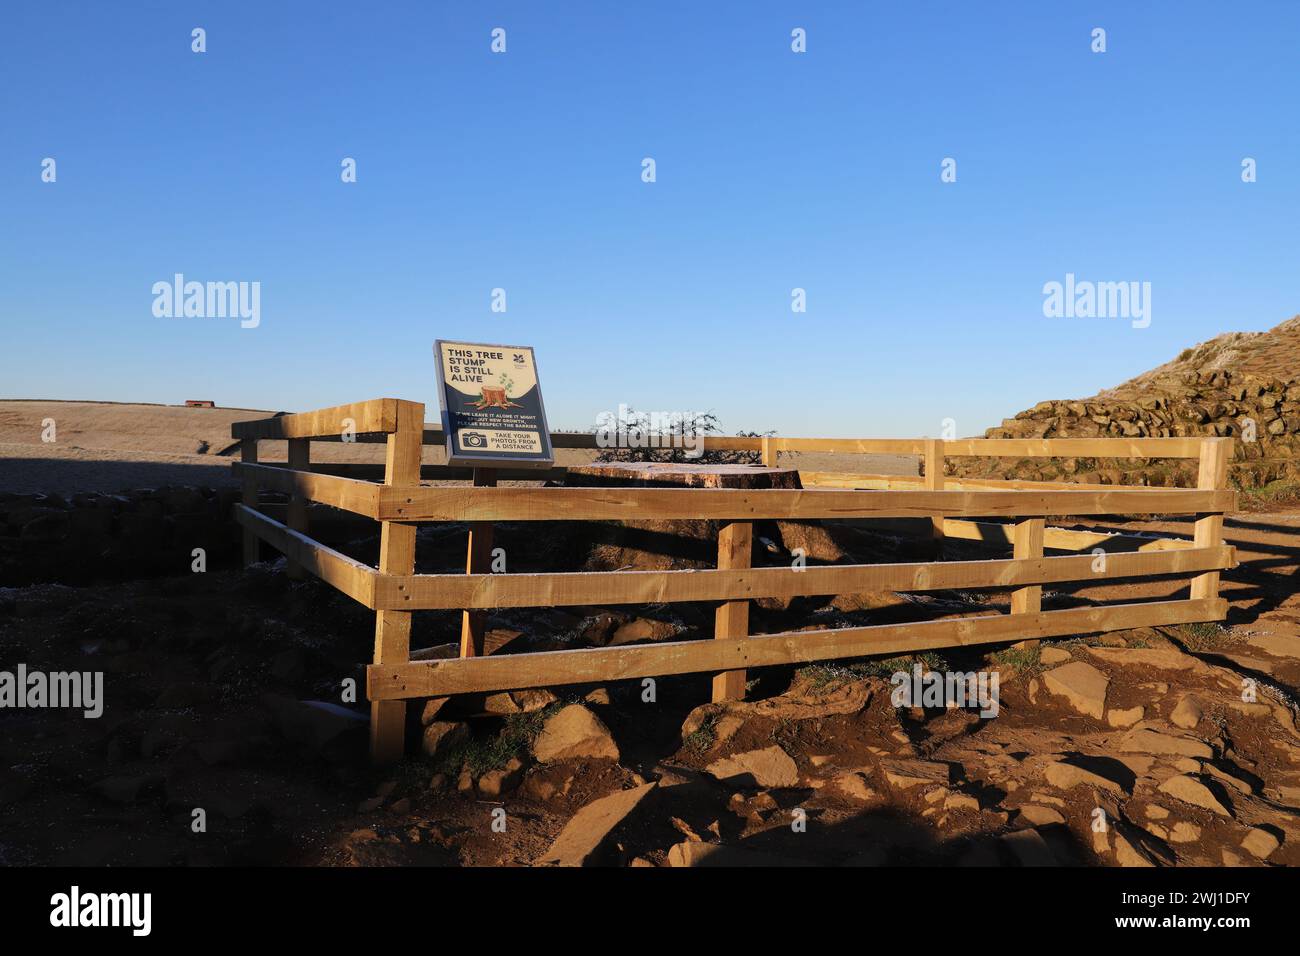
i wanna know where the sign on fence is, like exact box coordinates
[435,340,555,468]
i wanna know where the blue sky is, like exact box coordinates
[1,1,1296,437]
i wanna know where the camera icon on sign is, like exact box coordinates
[462,432,488,448]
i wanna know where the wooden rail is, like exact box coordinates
[372,486,1232,522]
[368,599,1227,699]
[232,398,1236,763]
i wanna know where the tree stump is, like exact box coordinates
[564,462,802,490]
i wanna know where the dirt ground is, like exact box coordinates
[2,400,1297,867]
[1,497,1297,867]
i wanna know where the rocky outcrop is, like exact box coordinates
[950,316,1300,488]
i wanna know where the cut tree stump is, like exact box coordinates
[565,462,802,490]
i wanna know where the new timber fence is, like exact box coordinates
[231,398,1237,763]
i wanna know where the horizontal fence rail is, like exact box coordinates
[374,486,1233,522]
[372,547,1235,611]
[368,599,1228,700]
[231,398,1236,763]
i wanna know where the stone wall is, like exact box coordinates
[951,370,1300,488]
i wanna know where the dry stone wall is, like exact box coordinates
[952,370,1300,488]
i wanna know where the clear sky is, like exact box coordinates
[2,2,1296,437]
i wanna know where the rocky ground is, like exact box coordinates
[951,315,1300,490]
[2,502,1298,868]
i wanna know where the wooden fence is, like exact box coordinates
[231,398,1236,763]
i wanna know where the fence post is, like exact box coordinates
[711,520,753,702]
[761,436,777,468]
[925,439,945,556]
[241,438,260,566]
[286,438,310,579]
[370,400,425,764]
[1011,517,1045,616]
[460,468,498,658]
[1191,437,1231,605]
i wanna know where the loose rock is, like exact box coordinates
[1119,728,1213,759]
[880,759,951,791]
[1042,661,1109,719]
[1107,706,1144,728]
[536,782,657,866]
[532,704,620,763]
[1170,696,1204,730]
[706,746,799,789]
[1240,827,1281,860]
[421,721,470,762]
[1043,757,1130,795]
[1158,774,1233,817]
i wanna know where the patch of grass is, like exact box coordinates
[1241,478,1300,510]
[866,652,948,676]
[1058,634,1111,649]
[434,702,562,777]
[683,713,717,754]
[796,663,858,692]
[990,643,1041,670]
[796,653,954,695]
[1178,620,1231,652]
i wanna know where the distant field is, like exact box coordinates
[0,400,918,495]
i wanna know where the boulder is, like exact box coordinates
[1158,775,1232,817]
[881,759,951,791]
[477,758,525,798]
[1113,827,1156,868]
[482,689,558,715]
[1084,645,1202,672]
[944,792,980,813]
[1042,661,1109,719]
[833,771,876,803]
[1043,757,1130,795]
[1106,706,1144,728]
[1248,633,1300,658]
[706,746,799,789]
[532,705,620,763]
[1017,803,1065,826]
[1170,696,1203,730]
[1240,828,1280,860]
[681,677,871,738]
[421,721,469,762]
[536,782,657,866]
[1119,728,1213,759]
[608,617,679,645]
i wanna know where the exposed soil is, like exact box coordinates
[2,398,1296,867]
[2,497,1297,867]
